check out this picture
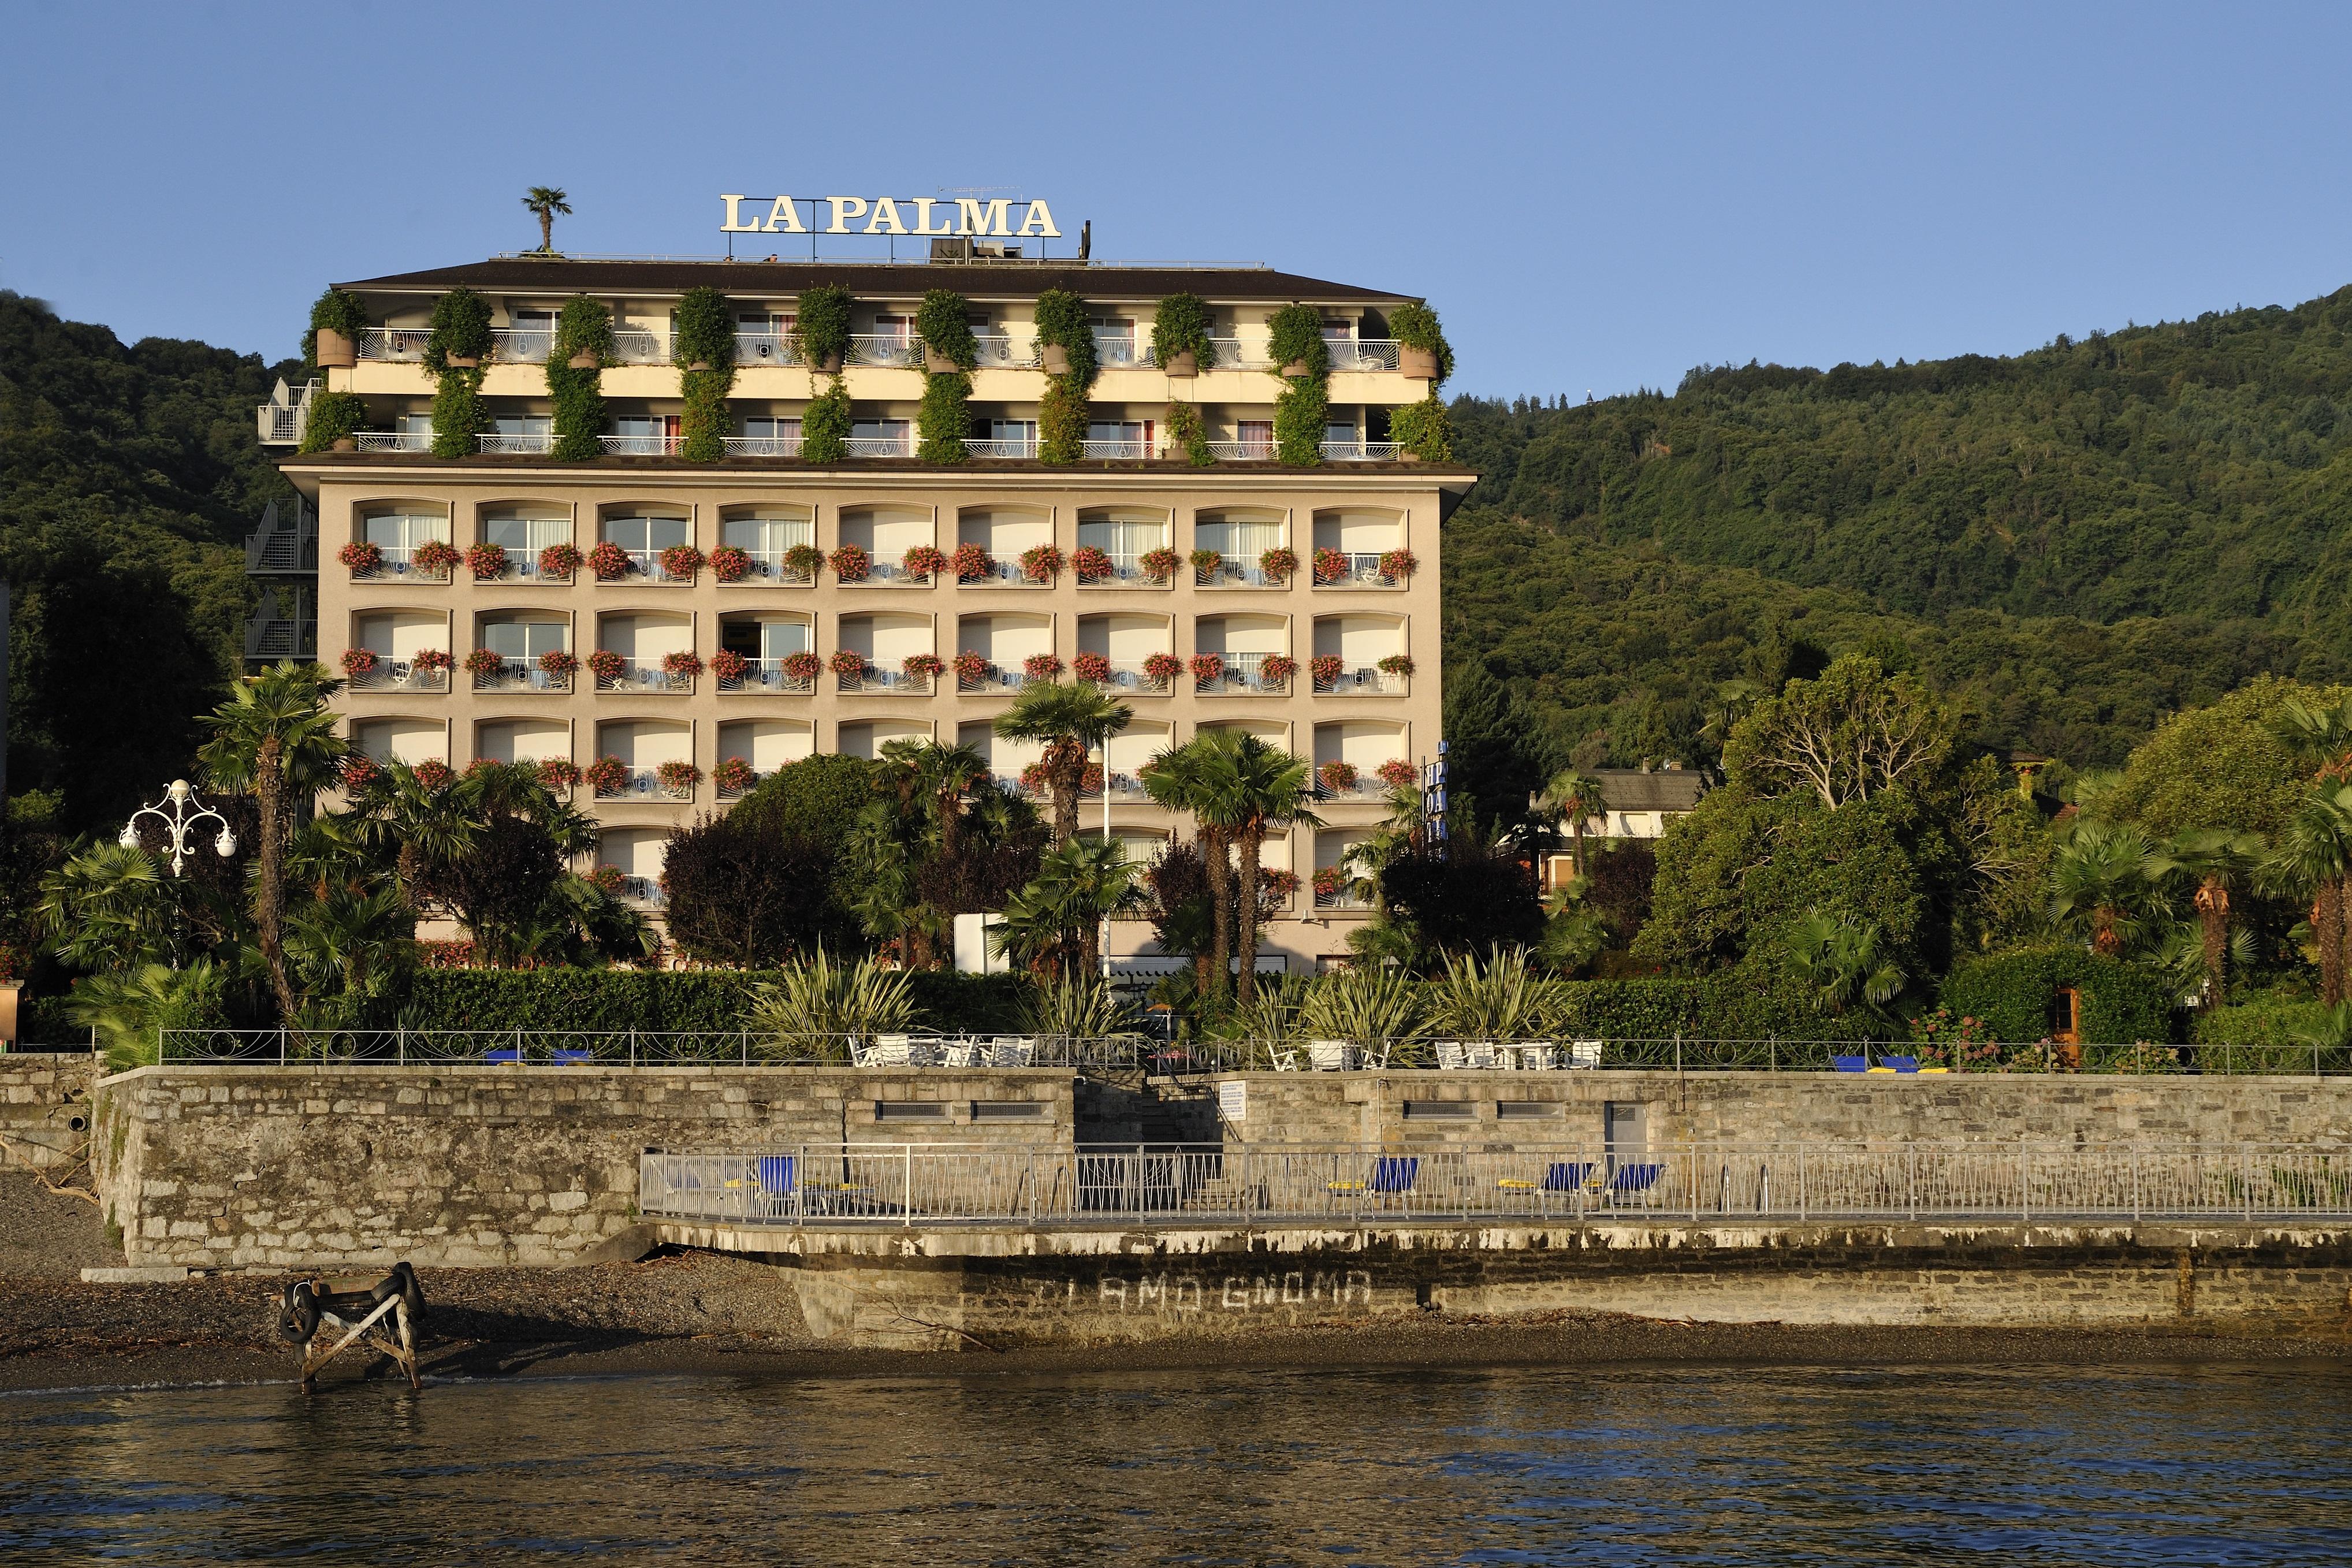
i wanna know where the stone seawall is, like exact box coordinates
[1,1052,98,1172]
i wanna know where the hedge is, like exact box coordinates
[396,968,1035,1036]
[20,993,83,1048]
[2192,992,2329,1052]
[1548,977,1878,1044]
[1935,948,2177,1044]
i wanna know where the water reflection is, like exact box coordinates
[3,1364,2349,1564]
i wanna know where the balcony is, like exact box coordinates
[345,545,451,582]
[723,434,803,458]
[245,498,316,573]
[1081,437,1159,460]
[1075,555,1175,589]
[600,433,683,456]
[608,329,672,364]
[734,332,802,366]
[847,334,922,369]
[845,433,915,458]
[1313,552,1406,587]
[717,658,817,694]
[353,431,432,452]
[1079,659,1178,697]
[1314,881,1373,911]
[1195,653,1292,695]
[256,379,317,446]
[1194,558,1282,589]
[1320,440,1405,461]
[970,334,1040,368]
[491,328,552,363]
[595,769,693,803]
[1205,440,1277,462]
[968,435,1040,459]
[1312,664,1411,696]
[479,432,553,455]
[618,874,667,904]
[719,548,816,585]
[1205,337,1269,370]
[358,329,430,362]
[836,665,936,696]
[1324,340,1404,373]
[596,549,691,584]
[348,659,449,694]
[472,657,571,694]
[1091,332,1147,368]
[594,660,694,695]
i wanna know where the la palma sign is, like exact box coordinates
[721,193,1061,238]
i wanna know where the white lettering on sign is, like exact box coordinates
[1219,1081,1246,1125]
[721,195,1062,240]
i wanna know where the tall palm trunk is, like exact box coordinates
[1569,816,1586,881]
[1048,739,1083,847]
[254,738,300,1024]
[2193,877,2229,1007]
[1202,825,1233,1009]
[2317,882,2347,1006]
[1234,822,1264,1005]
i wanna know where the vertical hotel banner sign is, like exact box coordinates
[720,195,1061,239]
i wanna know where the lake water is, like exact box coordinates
[3,1364,2349,1563]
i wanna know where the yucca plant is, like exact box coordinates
[66,961,228,1072]
[1297,963,1424,1060]
[1211,971,1310,1065]
[1427,945,1554,1040]
[748,949,913,1062]
[1019,974,1136,1041]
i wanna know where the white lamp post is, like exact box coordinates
[120,780,237,876]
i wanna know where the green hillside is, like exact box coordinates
[1439,288,2352,814]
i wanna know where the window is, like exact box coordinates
[1235,420,1273,458]
[393,412,433,450]
[1077,516,1166,565]
[482,512,567,556]
[493,414,550,437]
[1086,419,1153,457]
[739,416,801,455]
[1320,319,1355,341]
[483,620,567,659]
[722,512,813,554]
[1089,316,1137,364]
[603,514,690,553]
[612,416,679,455]
[362,511,446,557]
[509,309,556,358]
[1197,513,1282,561]
[850,419,911,456]
[870,314,913,342]
[720,620,811,659]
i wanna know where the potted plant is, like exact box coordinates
[902,544,948,582]
[585,755,631,796]
[340,647,379,676]
[1376,759,1418,789]
[1261,869,1302,902]
[538,542,582,580]
[1379,548,1419,581]
[1071,545,1114,582]
[1319,759,1360,794]
[1073,650,1113,683]
[587,540,632,580]
[412,649,453,675]
[1313,546,1349,583]
[1311,654,1347,689]
[1142,651,1183,687]
[1018,761,1051,792]
[587,863,626,893]
[1041,342,1071,375]
[587,648,627,683]
[1377,653,1416,679]
[1019,543,1064,583]
[714,756,756,795]
[709,649,750,680]
[1313,866,1348,902]
[783,543,825,581]
[659,543,705,582]
[1259,546,1298,582]
[538,757,583,791]
[463,647,505,679]
[412,758,454,789]
[537,649,579,682]
[950,542,995,583]
[656,759,702,794]
[780,651,824,684]
[952,650,992,686]
[1139,547,1181,584]
[1024,653,1064,682]
[709,545,753,582]
[1389,301,1450,383]
[412,538,462,578]
[661,650,704,680]
[1260,654,1298,684]
[1151,293,1216,377]
[1189,652,1225,685]
[902,653,945,683]
[797,284,853,374]
[828,649,868,679]
[309,286,366,369]
[828,544,870,582]
[338,540,383,574]
[1189,547,1223,582]
[338,755,381,792]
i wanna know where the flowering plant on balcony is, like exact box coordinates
[1312,866,1349,900]
[1189,652,1226,684]
[340,647,378,676]
[659,544,705,581]
[464,757,501,778]
[585,755,631,796]
[950,542,995,582]
[1072,650,1113,683]
[338,755,381,792]
[1017,761,1050,792]
[1188,548,1223,579]
[656,759,702,793]
[828,649,868,678]
[901,545,947,582]
[714,756,756,794]
[412,758,455,790]
[411,539,462,577]
[1024,653,1065,681]
[1310,654,1346,688]
[1138,547,1181,583]
[538,542,582,579]
[782,543,825,579]
[902,653,944,681]
[828,545,870,582]
[1018,761,1101,793]
[1376,653,1416,677]
[586,649,627,683]
[1376,758,1419,789]
[1319,759,1360,794]
[708,546,752,583]
[1378,548,1419,580]
[1019,544,1064,583]
[1260,869,1302,902]
[1313,546,1349,583]
[1142,651,1184,686]
[661,650,704,679]
[537,757,583,791]
[1259,654,1298,684]
[952,650,991,685]
[463,647,505,677]
[1071,545,1114,582]
[709,649,750,680]
[538,649,579,677]
[466,542,508,579]
[780,651,823,683]
[1259,547,1299,582]
[338,541,382,573]
[588,541,632,580]
[587,863,626,893]
[412,649,453,672]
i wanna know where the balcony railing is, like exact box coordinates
[490,328,553,364]
[967,436,1040,459]
[734,332,802,366]
[723,434,805,458]
[1315,552,1404,586]
[245,499,317,572]
[1081,437,1159,460]
[717,658,816,694]
[596,548,690,583]
[596,769,692,803]
[1315,882,1374,910]
[1324,339,1404,373]
[840,557,931,584]
[969,334,1040,368]
[348,660,449,694]
[1320,439,1405,461]
[1084,660,1177,696]
[358,329,431,362]
[1075,554,1173,587]
[594,660,694,694]
[479,431,553,455]
[1197,653,1291,694]
[607,329,672,365]
[1091,333,1147,368]
[348,545,451,580]
[847,334,922,369]
[1312,665,1409,695]
[1205,440,1277,461]
[1195,559,1281,588]
[256,381,317,446]
[954,556,1050,586]
[720,548,816,584]
[618,874,667,904]
[1205,337,1268,370]
[244,616,315,661]
[353,431,432,452]
[601,433,683,456]
[473,657,570,693]
[844,433,914,458]
[837,666,935,695]
[955,664,1039,694]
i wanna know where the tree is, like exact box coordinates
[662,812,844,967]
[1379,833,1546,963]
[1725,655,1959,809]
[1538,768,1607,878]
[992,681,1131,847]
[1784,912,1906,1022]
[993,837,1137,979]
[2150,828,2262,1007]
[2262,785,2352,1005]
[344,762,479,911]
[522,187,571,253]
[1193,735,1318,1003]
[195,662,347,1024]
[2048,822,2164,958]
[1143,733,1240,1005]
[2098,675,2335,843]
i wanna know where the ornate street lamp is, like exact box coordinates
[119,780,237,877]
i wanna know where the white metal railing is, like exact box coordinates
[733,332,802,366]
[847,334,922,368]
[608,329,671,364]
[967,437,1040,459]
[1315,884,1374,910]
[479,432,553,455]
[1205,440,1277,461]
[722,548,816,583]
[1199,651,1291,693]
[598,548,686,582]
[256,381,317,446]
[1205,337,1266,370]
[594,660,694,694]
[353,431,431,452]
[1314,665,1407,695]
[1081,437,1159,460]
[1316,552,1401,586]
[1196,559,1278,587]
[723,434,805,458]
[1091,332,1147,368]
[717,657,816,694]
[490,328,553,364]
[596,769,693,802]
[473,657,570,693]
[601,433,683,456]
[838,666,935,694]
[1320,440,1404,461]
[955,664,1037,694]
[1074,554,1165,586]
[620,875,667,904]
[347,660,448,693]
[347,544,449,579]
[358,329,431,362]
[1084,660,1177,695]
[969,334,1040,368]
[1324,338,1404,373]
[844,434,915,458]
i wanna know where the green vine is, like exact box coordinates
[1389,394,1454,461]
[1033,288,1097,464]
[1266,304,1328,379]
[1151,293,1216,369]
[424,288,494,458]
[548,296,612,462]
[1163,400,1212,466]
[1388,301,1454,385]
[916,288,977,370]
[802,377,853,463]
[298,390,369,453]
[304,288,369,371]
[797,284,853,371]
[423,286,493,374]
[674,286,738,462]
[1267,303,1330,466]
[918,371,970,463]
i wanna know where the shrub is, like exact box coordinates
[916,288,978,371]
[549,296,613,461]
[1151,293,1217,369]
[1937,947,2179,1044]
[801,377,853,463]
[1266,304,1329,378]
[1273,374,1328,467]
[297,390,370,453]
[795,284,854,370]
[917,367,970,463]
[1387,301,1454,384]
[1389,394,1454,461]
[306,287,369,367]
[1163,400,1212,465]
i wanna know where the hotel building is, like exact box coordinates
[264,254,1472,970]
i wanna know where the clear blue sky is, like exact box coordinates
[6,1,2350,398]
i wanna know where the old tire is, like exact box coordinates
[278,1280,321,1344]
[372,1261,425,1323]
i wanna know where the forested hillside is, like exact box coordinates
[1439,286,2352,815]
[0,291,299,830]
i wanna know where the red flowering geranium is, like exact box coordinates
[338,540,382,573]
[902,545,947,581]
[538,758,583,791]
[411,539,461,576]
[587,863,626,893]
[828,649,868,678]
[1072,650,1113,683]
[1259,654,1298,684]
[1312,546,1349,583]
[412,649,453,672]
[1377,653,1416,677]
[538,542,582,579]
[1259,547,1299,582]
[1024,653,1065,681]
[713,756,756,794]
[588,541,632,580]
[828,545,870,582]
[1019,544,1063,583]
[1138,547,1181,583]
[1376,759,1418,789]
[902,653,945,681]
[466,542,509,579]
[658,544,704,582]
[656,759,702,793]
[1071,545,1114,581]
[952,650,991,686]
[1189,653,1225,684]
[708,545,752,582]
[587,649,627,683]
[950,542,995,582]
[1260,869,1302,902]
[338,755,381,792]
[1319,759,1360,794]
[780,651,823,683]
[1313,866,1348,899]
[1310,654,1347,688]
[662,650,704,679]
[538,649,579,678]
[1142,651,1184,686]
[783,543,825,580]
[411,758,454,789]
[709,649,750,680]
[584,755,630,795]
[340,647,378,676]
[463,647,505,677]
[1379,548,1419,580]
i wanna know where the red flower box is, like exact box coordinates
[828,545,870,582]
[338,540,382,573]
[538,649,579,677]
[708,545,752,582]
[661,650,704,679]
[1379,548,1419,580]
[1138,548,1181,583]
[1259,654,1298,683]
[412,649,453,672]
[1318,760,1360,793]
[538,542,582,579]
[587,862,626,892]
[1019,544,1063,583]
[714,756,756,794]
[1024,653,1064,681]
[587,649,627,682]
[780,651,823,683]
[783,543,825,579]
[1313,866,1348,899]
[338,755,381,792]
[950,542,995,583]
[1071,545,1114,582]
[1377,654,1416,677]
[463,647,505,676]
[587,541,632,580]
[340,647,378,676]
[1259,547,1298,582]
[902,545,947,581]
[1313,546,1349,584]
[828,649,868,677]
[538,758,583,790]
[1189,653,1225,684]
[1376,759,1418,789]
[1310,654,1346,688]
[655,759,702,792]
[1072,650,1113,683]
[709,649,750,680]
[952,650,991,685]
[585,756,630,795]
[412,758,453,789]
[902,653,944,680]
[658,544,704,581]
[1142,651,1183,686]
[411,539,462,576]
[466,542,508,579]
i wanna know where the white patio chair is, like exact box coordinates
[903,1037,943,1067]
[1517,1042,1559,1070]
[992,1037,1036,1068]
[848,1037,878,1068]
[1435,1041,1468,1070]
[1268,1042,1305,1072]
[1466,1041,1500,1071]
[1569,1039,1604,1070]
[941,1040,980,1068]
[1307,1039,1356,1071]
[872,1034,914,1067]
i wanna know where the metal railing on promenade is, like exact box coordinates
[639,1141,2352,1228]
[148,1029,2352,1077]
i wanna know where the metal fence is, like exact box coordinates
[639,1141,2352,1228]
[154,1029,1151,1069]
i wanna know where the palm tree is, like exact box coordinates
[992,681,1132,848]
[2262,784,2352,1005]
[2048,821,2163,957]
[1196,735,1319,1004]
[196,661,347,1025]
[522,187,571,254]
[1143,734,1237,1005]
[993,837,1137,978]
[1538,768,1609,880]
[2279,692,2352,782]
[1783,912,1906,1021]
[341,762,479,912]
[2151,828,2263,1007]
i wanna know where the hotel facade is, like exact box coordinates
[265,252,1472,970]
